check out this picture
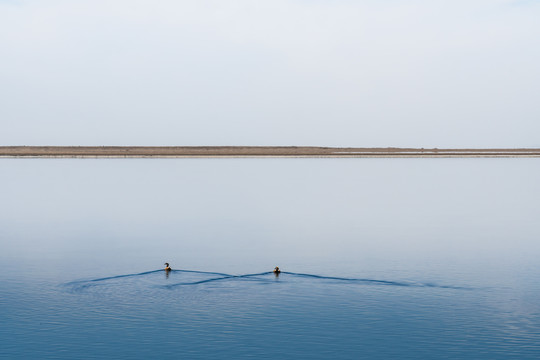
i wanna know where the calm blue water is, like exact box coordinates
[1,158,540,359]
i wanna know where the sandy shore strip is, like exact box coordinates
[1,146,540,158]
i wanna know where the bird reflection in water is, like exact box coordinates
[164,262,172,279]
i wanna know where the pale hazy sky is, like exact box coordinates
[1,0,539,147]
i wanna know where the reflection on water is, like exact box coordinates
[1,158,540,359]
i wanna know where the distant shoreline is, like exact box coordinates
[1,146,540,158]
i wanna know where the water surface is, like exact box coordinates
[1,158,539,359]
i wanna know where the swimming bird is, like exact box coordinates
[273,266,281,274]
[164,263,171,271]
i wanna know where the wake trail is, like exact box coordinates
[67,269,163,285]
[282,272,469,290]
[164,271,274,288]
[282,272,411,286]
[66,269,469,291]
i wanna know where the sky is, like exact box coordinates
[1,0,539,147]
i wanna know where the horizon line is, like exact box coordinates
[2,146,540,158]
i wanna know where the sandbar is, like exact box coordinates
[1,146,540,158]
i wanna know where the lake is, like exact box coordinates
[1,158,539,359]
